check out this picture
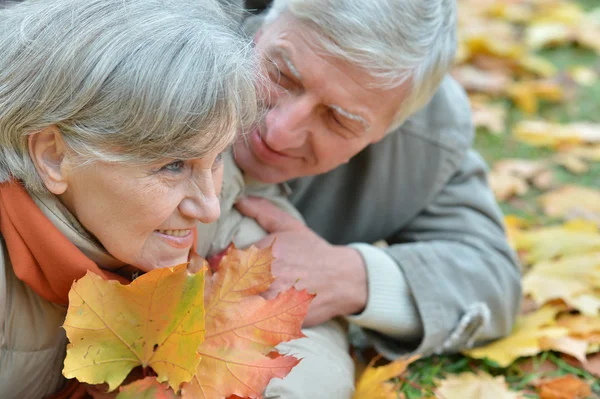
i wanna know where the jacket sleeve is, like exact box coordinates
[349,149,522,358]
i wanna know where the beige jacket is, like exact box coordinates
[0,157,300,398]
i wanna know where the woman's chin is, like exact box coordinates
[133,252,191,273]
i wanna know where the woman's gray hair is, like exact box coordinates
[263,0,457,130]
[0,0,261,193]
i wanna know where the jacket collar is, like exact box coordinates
[29,190,126,271]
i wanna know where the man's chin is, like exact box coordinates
[243,164,292,184]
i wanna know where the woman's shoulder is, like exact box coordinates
[0,234,69,397]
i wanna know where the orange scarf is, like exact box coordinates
[0,180,129,305]
[0,180,198,398]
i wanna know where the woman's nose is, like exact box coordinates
[178,171,221,224]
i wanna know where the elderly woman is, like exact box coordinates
[0,0,261,397]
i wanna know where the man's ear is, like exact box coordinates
[28,126,70,195]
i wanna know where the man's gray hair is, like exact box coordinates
[264,0,457,129]
[0,0,261,193]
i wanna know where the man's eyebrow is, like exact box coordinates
[330,104,371,131]
[279,51,302,80]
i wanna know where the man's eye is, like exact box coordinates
[211,153,224,170]
[161,160,185,173]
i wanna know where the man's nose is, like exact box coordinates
[178,170,221,224]
[263,95,313,151]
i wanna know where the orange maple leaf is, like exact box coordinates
[181,245,315,399]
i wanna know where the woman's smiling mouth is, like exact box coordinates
[154,229,194,249]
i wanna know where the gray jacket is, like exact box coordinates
[287,76,522,357]
[220,0,521,358]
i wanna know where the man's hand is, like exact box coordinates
[235,196,369,327]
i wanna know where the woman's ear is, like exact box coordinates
[28,126,70,195]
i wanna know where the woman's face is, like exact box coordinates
[60,151,226,272]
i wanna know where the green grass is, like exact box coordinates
[396,5,600,397]
[397,353,600,398]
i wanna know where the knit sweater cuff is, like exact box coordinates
[345,243,423,340]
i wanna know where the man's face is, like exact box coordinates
[234,13,410,183]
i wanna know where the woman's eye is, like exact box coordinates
[161,160,185,173]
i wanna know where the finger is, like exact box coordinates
[235,196,303,234]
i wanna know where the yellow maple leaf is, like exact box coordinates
[435,372,525,399]
[513,121,600,148]
[63,263,206,392]
[464,305,568,367]
[523,252,600,315]
[353,356,419,399]
[508,82,563,114]
[558,313,600,338]
[514,220,600,264]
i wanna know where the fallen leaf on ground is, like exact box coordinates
[470,97,508,133]
[539,335,589,364]
[569,66,598,86]
[435,372,525,399]
[557,314,600,342]
[562,352,600,378]
[523,252,600,315]
[560,144,600,162]
[513,121,600,148]
[464,305,568,367]
[62,263,206,392]
[353,356,419,399]
[538,186,600,220]
[488,159,552,201]
[514,220,600,264]
[508,81,563,114]
[536,374,591,399]
[553,154,589,174]
[489,171,530,201]
[452,65,512,95]
[181,245,315,399]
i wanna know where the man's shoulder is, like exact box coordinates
[392,75,474,154]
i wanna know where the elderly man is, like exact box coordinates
[219,0,522,397]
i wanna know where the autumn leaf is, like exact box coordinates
[470,96,508,134]
[536,374,592,399]
[488,159,553,201]
[452,65,512,95]
[117,377,177,399]
[181,245,315,399]
[539,335,589,365]
[62,263,206,392]
[538,186,600,220]
[523,251,600,314]
[435,372,525,399]
[514,220,600,264]
[464,305,568,367]
[353,356,419,399]
[513,121,600,148]
[557,313,600,340]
